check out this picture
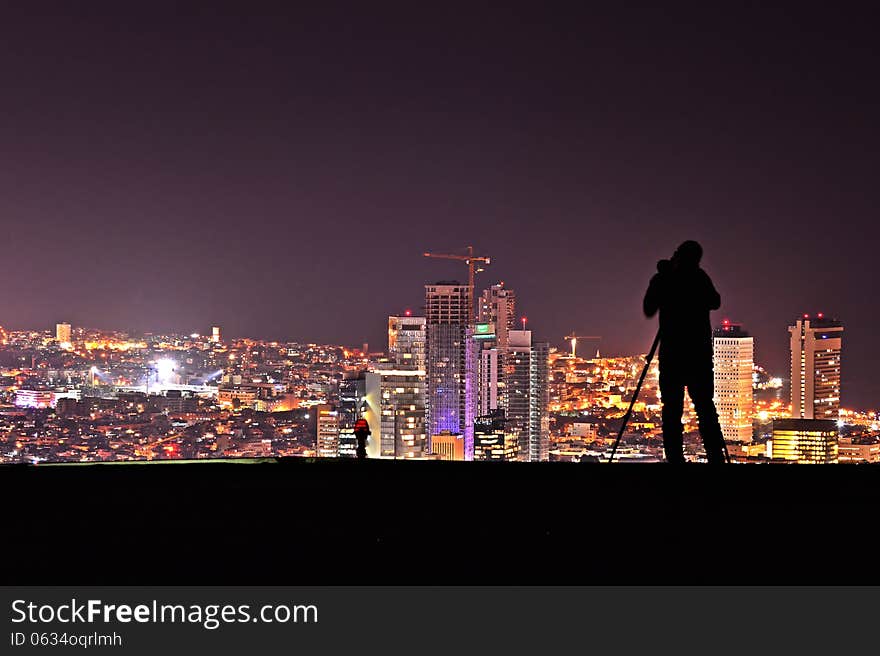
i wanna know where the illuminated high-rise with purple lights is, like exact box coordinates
[425,282,473,457]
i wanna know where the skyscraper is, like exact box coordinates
[56,322,71,346]
[388,315,426,369]
[478,283,516,348]
[211,326,221,343]
[372,315,429,458]
[365,365,427,458]
[478,329,550,462]
[528,338,550,462]
[316,404,340,458]
[713,321,754,443]
[425,282,472,455]
[789,315,843,420]
[337,372,367,458]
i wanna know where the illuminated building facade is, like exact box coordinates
[789,315,843,419]
[713,322,754,443]
[474,410,517,461]
[431,431,465,461]
[481,330,550,462]
[335,372,366,458]
[15,389,56,409]
[478,283,516,348]
[771,418,838,463]
[316,404,340,458]
[365,366,427,458]
[388,315,426,369]
[211,326,221,343]
[425,282,472,455]
[528,338,550,462]
[838,439,880,463]
[337,429,357,458]
[56,322,71,346]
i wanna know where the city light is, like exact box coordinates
[155,359,176,383]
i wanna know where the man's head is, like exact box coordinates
[672,240,703,268]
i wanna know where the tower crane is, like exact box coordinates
[423,246,491,322]
[564,332,602,359]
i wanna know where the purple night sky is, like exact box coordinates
[1,4,878,407]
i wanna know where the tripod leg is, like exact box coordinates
[609,330,660,463]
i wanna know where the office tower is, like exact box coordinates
[478,338,501,417]
[388,315,426,369]
[479,329,550,462]
[337,372,367,458]
[431,432,465,461]
[789,315,843,419]
[771,418,838,463]
[316,404,340,458]
[713,322,754,443]
[425,282,473,455]
[212,326,221,343]
[338,372,366,425]
[56,322,72,345]
[364,365,427,458]
[337,429,357,458]
[474,410,518,461]
[529,339,550,462]
[478,283,516,348]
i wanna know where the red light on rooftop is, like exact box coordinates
[817,312,824,318]
[405,309,411,317]
[521,317,527,328]
[803,314,810,319]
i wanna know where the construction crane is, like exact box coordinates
[423,246,491,322]
[564,332,602,359]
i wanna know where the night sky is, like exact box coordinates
[2,4,878,407]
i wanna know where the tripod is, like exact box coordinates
[607,330,731,463]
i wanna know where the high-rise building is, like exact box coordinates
[212,326,221,343]
[478,329,549,462]
[338,372,367,427]
[364,365,427,459]
[56,322,71,346]
[336,372,368,458]
[771,418,838,464]
[478,283,516,348]
[316,404,340,458]
[425,282,473,455]
[789,315,843,419]
[474,410,517,461]
[528,339,550,462]
[388,315,426,369]
[713,322,754,443]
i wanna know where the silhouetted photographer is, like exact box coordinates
[643,240,727,463]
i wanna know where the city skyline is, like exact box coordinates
[2,5,879,408]
[0,305,857,408]
[3,288,878,468]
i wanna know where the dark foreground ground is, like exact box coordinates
[3,459,876,584]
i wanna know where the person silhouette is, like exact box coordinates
[643,240,727,463]
[353,418,370,460]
